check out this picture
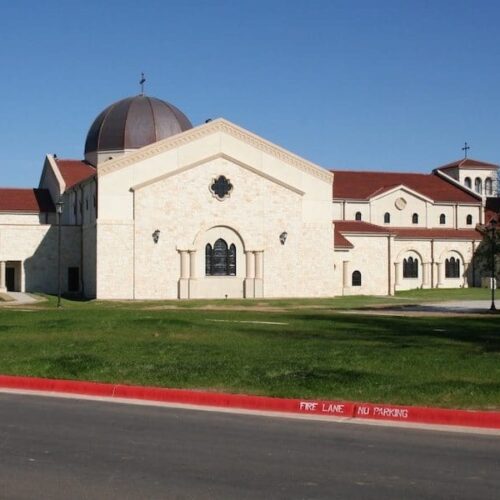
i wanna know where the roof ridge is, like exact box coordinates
[330,168,431,176]
[437,157,500,169]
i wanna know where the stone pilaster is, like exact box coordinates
[254,251,264,297]
[244,251,255,298]
[342,260,350,293]
[437,262,444,288]
[394,261,401,288]
[178,250,190,298]
[422,262,430,288]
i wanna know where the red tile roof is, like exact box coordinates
[334,220,390,234]
[436,158,499,171]
[331,170,480,203]
[55,159,96,189]
[334,220,481,241]
[0,188,55,212]
[334,226,354,248]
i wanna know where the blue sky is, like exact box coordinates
[1,0,499,187]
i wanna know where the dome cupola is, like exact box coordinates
[84,95,192,165]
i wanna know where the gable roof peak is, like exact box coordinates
[436,157,500,171]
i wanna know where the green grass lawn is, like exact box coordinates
[0,289,498,410]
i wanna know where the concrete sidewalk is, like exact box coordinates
[400,299,498,314]
[0,292,40,305]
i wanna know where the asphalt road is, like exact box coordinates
[0,393,498,499]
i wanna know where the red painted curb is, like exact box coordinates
[0,375,499,429]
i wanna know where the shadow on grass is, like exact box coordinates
[237,312,500,353]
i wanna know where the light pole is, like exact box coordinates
[489,218,497,312]
[56,199,64,308]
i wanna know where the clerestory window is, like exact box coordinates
[352,270,362,286]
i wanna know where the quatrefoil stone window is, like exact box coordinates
[210,175,233,201]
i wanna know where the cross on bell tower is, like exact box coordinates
[462,141,470,159]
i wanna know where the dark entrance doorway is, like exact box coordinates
[6,268,15,291]
[68,267,80,292]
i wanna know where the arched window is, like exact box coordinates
[352,270,362,286]
[464,177,471,189]
[403,257,419,278]
[384,212,390,224]
[228,244,236,275]
[355,211,362,221]
[412,213,419,224]
[485,177,493,195]
[445,257,460,278]
[466,214,473,225]
[475,177,482,194]
[439,213,446,225]
[205,244,213,275]
[205,239,236,276]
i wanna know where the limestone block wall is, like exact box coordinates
[433,239,476,288]
[458,168,497,196]
[335,234,478,295]
[336,234,390,296]
[393,238,476,290]
[0,224,81,293]
[457,205,481,228]
[95,122,334,300]
[82,223,96,298]
[371,192,427,227]
[341,191,481,229]
[95,221,134,299]
[0,213,54,225]
[343,202,370,221]
[130,157,335,299]
[64,179,97,226]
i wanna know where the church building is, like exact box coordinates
[0,93,498,299]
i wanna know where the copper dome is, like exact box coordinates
[84,95,192,162]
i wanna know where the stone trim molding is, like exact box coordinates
[44,154,66,193]
[97,118,332,184]
[370,184,434,204]
[129,152,305,196]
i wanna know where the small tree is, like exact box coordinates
[474,220,500,281]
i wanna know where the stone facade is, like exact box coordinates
[0,103,497,299]
[0,223,80,293]
[94,122,335,299]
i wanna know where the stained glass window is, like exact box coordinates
[205,239,236,276]
[445,257,460,278]
[403,257,418,278]
[205,244,212,275]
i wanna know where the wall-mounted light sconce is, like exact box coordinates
[279,231,288,245]
[152,229,160,244]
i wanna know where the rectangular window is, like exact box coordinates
[68,267,80,292]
